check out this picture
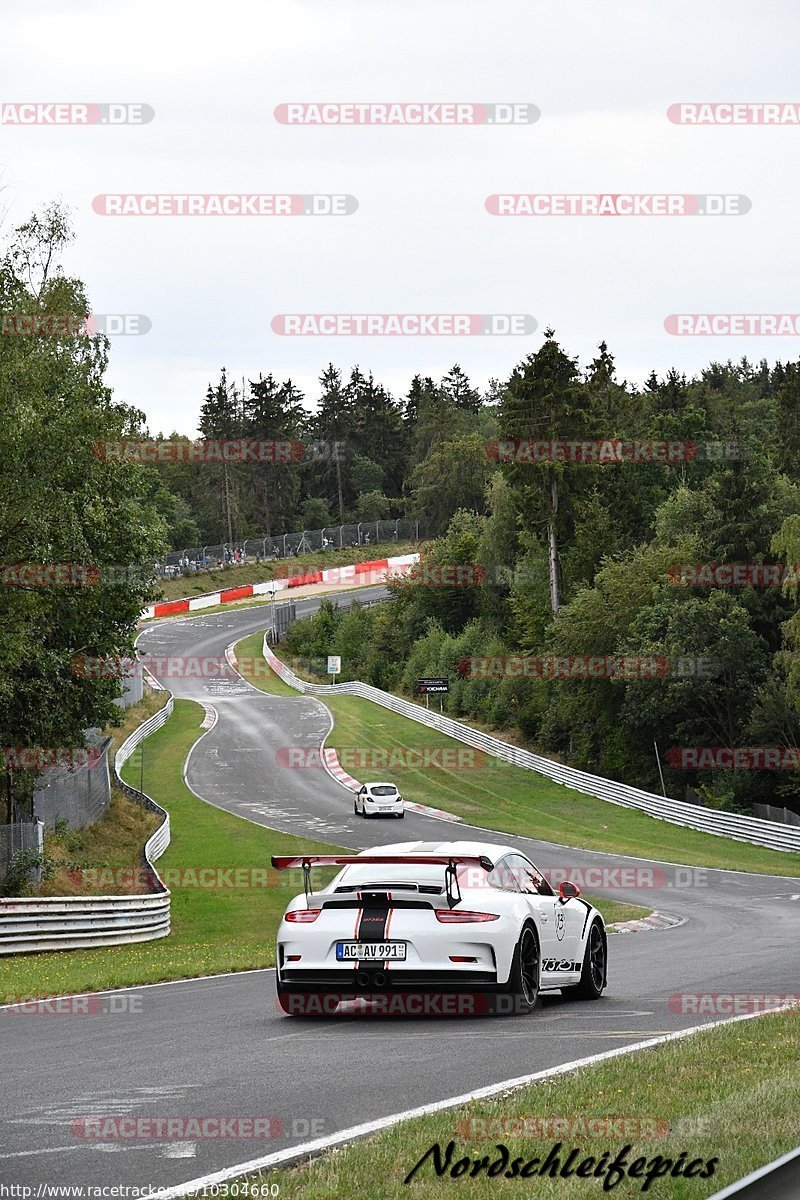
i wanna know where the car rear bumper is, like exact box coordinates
[278,967,499,991]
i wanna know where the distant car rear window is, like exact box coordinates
[371,786,398,796]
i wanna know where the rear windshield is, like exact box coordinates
[338,863,443,886]
[370,786,398,796]
[335,862,490,889]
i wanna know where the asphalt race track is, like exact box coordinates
[2,592,799,1189]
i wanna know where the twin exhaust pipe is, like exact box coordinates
[355,970,387,988]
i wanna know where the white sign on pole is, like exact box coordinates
[327,656,341,675]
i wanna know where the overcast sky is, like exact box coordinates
[2,0,798,435]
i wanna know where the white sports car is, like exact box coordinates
[353,781,405,819]
[272,839,607,1016]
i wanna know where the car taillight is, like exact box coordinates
[434,910,500,923]
[285,909,321,923]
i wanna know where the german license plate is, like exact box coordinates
[336,941,406,961]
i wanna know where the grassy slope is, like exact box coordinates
[238,628,800,878]
[20,692,169,898]
[235,630,302,696]
[0,699,341,1001]
[38,792,161,896]
[257,1006,800,1200]
[157,540,418,600]
[234,634,648,926]
[322,694,800,877]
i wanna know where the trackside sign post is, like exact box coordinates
[327,655,341,683]
[416,676,449,712]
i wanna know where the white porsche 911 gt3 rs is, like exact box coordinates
[272,840,607,1016]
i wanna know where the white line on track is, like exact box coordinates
[0,968,276,1011]
[705,1146,800,1199]
[144,1004,798,1199]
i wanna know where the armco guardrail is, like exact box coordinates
[0,701,173,955]
[263,639,800,856]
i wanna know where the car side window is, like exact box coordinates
[486,856,522,892]
[506,854,552,896]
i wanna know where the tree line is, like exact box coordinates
[281,333,800,815]
[152,362,494,549]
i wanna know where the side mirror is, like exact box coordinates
[558,880,581,902]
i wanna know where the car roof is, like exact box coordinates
[356,839,520,859]
[364,781,398,789]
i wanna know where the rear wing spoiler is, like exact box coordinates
[271,854,495,907]
[271,855,494,870]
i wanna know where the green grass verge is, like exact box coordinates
[0,699,341,1001]
[237,628,800,878]
[157,540,419,601]
[233,635,648,927]
[250,1006,800,1199]
[322,694,800,878]
[235,630,299,695]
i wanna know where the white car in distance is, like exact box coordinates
[354,781,405,819]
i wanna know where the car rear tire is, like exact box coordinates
[494,923,539,1015]
[564,920,606,1000]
